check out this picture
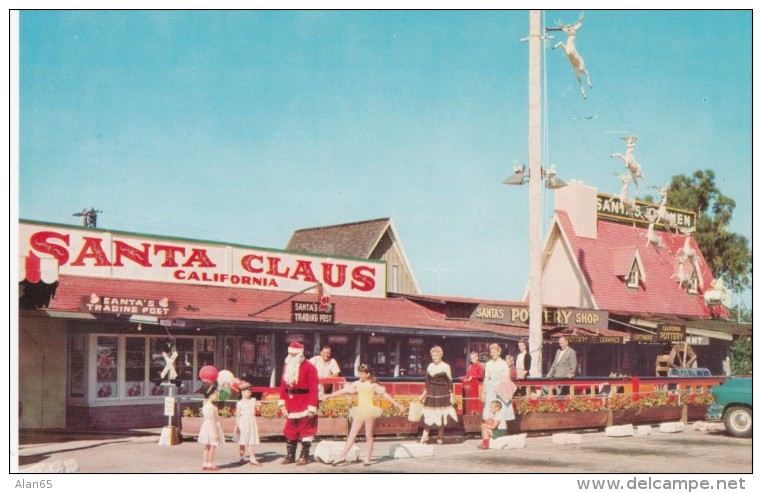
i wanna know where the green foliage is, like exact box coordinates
[731,336,752,375]
[666,170,752,294]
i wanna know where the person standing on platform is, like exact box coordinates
[482,343,511,421]
[546,336,577,395]
[462,351,484,383]
[418,346,458,445]
[278,342,319,465]
[309,345,341,399]
[461,351,485,415]
[514,339,532,396]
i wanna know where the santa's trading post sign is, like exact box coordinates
[19,221,387,298]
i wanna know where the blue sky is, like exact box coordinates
[16,10,752,307]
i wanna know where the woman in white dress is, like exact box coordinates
[235,381,261,466]
[481,343,516,422]
[197,382,224,471]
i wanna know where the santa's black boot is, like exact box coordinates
[281,440,297,465]
[297,441,311,466]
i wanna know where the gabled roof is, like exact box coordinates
[553,211,721,319]
[286,218,391,258]
[285,217,421,294]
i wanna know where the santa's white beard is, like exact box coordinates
[284,354,304,385]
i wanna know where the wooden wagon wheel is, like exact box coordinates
[668,342,697,368]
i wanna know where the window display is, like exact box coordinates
[125,337,146,397]
[96,336,118,398]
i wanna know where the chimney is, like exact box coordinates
[554,180,598,239]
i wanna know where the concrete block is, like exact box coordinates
[388,442,435,459]
[490,433,527,450]
[605,424,635,437]
[21,459,80,473]
[693,421,725,432]
[636,425,652,436]
[551,433,582,445]
[659,421,685,433]
[313,440,359,464]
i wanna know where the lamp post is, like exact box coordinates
[503,10,566,378]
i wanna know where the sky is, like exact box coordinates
[15,9,753,307]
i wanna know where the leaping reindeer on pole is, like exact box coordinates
[606,173,638,227]
[653,186,679,235]
[550,12,593,99]
[610,136,647,192]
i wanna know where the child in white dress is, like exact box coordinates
[235,381,261,466]
[198,382,224,471]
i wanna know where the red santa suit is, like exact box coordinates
[279,346,319,442]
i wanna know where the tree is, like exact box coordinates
[664,170,752,295]
[730,336,752,375]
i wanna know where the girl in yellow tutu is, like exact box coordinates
[325,363,403,466]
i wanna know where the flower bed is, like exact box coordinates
[181,390,713,438]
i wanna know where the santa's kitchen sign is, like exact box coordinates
[19,221,386,298]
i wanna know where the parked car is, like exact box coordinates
[706,376,752,438]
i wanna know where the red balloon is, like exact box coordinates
[199,365,218,382]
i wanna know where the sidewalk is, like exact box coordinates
[16,424,751,474]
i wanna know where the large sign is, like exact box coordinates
[471,304,608,330]
[597,193,695,230]
[19,222,386,298]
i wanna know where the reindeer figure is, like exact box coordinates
[671,254,690,288]
[642,221,671,254]
[653,186,679,234]
[605,173,637,226]
[610,137,646,191]
[674,227,702,287]
[552,12,593,99]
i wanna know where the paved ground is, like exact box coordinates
[15,422,752,474]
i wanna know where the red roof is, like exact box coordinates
[555,211,722,318]
[45,275,527,336]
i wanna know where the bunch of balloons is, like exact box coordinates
[198,366,241,401]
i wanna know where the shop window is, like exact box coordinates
[95,336,119,399]
[197,337,215,367]
[68,334,86,398]
[238,335,274,385]
[365,334,397,378]
[323,334,356,377]
[125,337,146,397]
[401,338,428,377]
[149,337,194,396]
[174,338,194,393]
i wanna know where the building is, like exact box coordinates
[535,181,750,376]
[17,191,747,431]
[17,220,520,431]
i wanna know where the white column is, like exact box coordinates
[528,10,543,377]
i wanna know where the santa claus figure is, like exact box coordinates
[278,341,319,465]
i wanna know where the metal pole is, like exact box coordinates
[528,10,543,377]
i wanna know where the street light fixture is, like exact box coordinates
[503,162,568,189]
